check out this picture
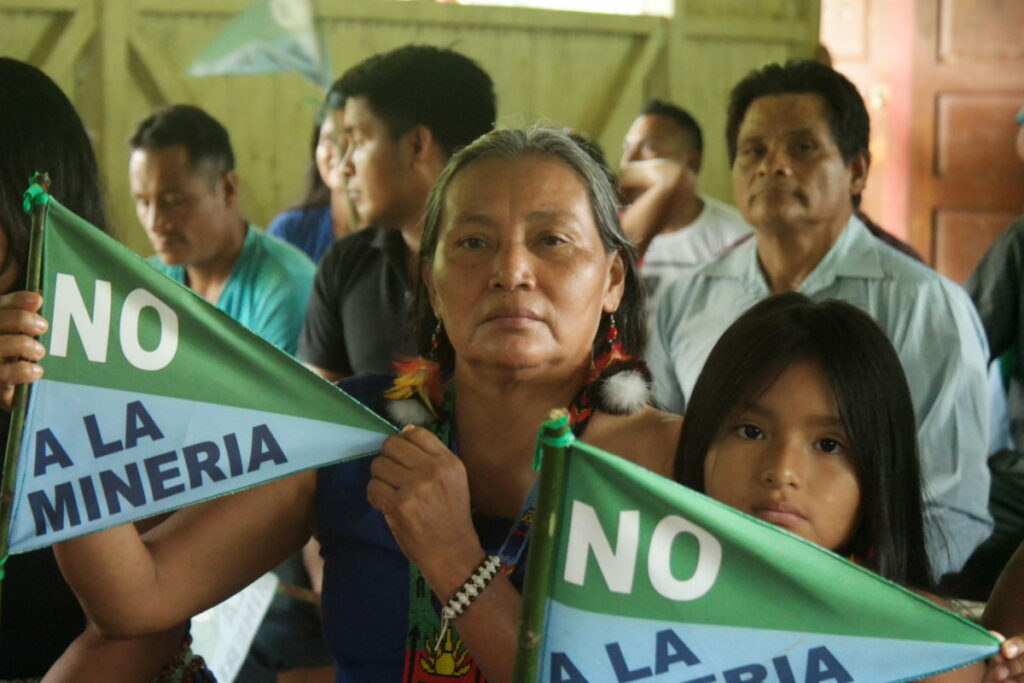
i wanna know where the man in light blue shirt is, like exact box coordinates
[648,61,992,577]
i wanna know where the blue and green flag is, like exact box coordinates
[187,0,331,89]
[0,184,393,560]
[515,417,1000,682]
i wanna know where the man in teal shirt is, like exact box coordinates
[128,104,321,679]
[129,104,313,355]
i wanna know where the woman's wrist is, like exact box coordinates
[421,544,490,602]
[441,555,502,620]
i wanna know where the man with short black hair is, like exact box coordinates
[619,99,752,310]
[623,99,705,167]
[300,45,496,380]
[648,60,992,576]
[130,104,314,354]
[129,104,321,680]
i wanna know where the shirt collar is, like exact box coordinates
[238,221,256,253]
[369,226,413,286]
[704,215,885,295]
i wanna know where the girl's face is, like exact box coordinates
[704,360,862,552]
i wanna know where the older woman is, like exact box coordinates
[0,127,680,681]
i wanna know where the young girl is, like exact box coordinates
[674,292,1022,683]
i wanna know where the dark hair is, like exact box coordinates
[291,103,333,212]
[328,45,495,158]
[129,104,235,176]
[415,127,645,373]
[640,99,704,156]
[0,58,108,288]
[675,293,933,589]
[725,60,869,168]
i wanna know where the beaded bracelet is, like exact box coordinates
[433,554,502,654]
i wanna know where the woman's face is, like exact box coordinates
[315,114,344,191]
[704,360,862,552]
[427,155,625,376]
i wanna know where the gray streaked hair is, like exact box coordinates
[414,126,646,370]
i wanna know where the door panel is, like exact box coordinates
[912,0,1024,278]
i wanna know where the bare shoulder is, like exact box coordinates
[584,407,682,478]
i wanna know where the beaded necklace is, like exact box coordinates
[386,339,652,681]
[398,384,595,682]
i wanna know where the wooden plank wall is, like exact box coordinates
[0,0,818,255]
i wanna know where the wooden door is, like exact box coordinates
[822,0,916,243]
[910,0,1024,283]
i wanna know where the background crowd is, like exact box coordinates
[0,39,1022,683]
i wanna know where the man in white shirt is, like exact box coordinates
[619,100,752,310]
[647,61,992,577]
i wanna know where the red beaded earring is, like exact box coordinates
[606,312,619,345]
[430,320,442,357]
[593,311,627,373]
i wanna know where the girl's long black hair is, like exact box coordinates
[675,293,934,590]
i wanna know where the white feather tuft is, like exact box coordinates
[599,370,650,414]
[386,398,435,427]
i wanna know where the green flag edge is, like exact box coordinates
[554,438,999,648]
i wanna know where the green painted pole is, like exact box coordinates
[0,174,51,617]
[514,409,574,681]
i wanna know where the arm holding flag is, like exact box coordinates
[0,182,213,677]
[43,622,189,682]
[983,542,1024,682]
[984,541,1024,643]
[368,425,525,682]
[53,469,317,637]
[1,126,681,678]
[0,199,311,641]
[982,637,1024,683]
[0,290,46,410]
[906,592,1024,682]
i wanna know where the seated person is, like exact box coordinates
[618,100,752,310]
[648,59,992,576]
[0,127,680,681]
[131,104,315,355]
[961,109,1024,598]
[268,100,359,263]
[0,57,199,682]
[128,104,324,680]
[300,45,496,381]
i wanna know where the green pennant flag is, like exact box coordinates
[187,0,331,89]
[0,185,393,558]
[516,418,1000,682]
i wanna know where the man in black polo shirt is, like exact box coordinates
[300,46,496,379]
